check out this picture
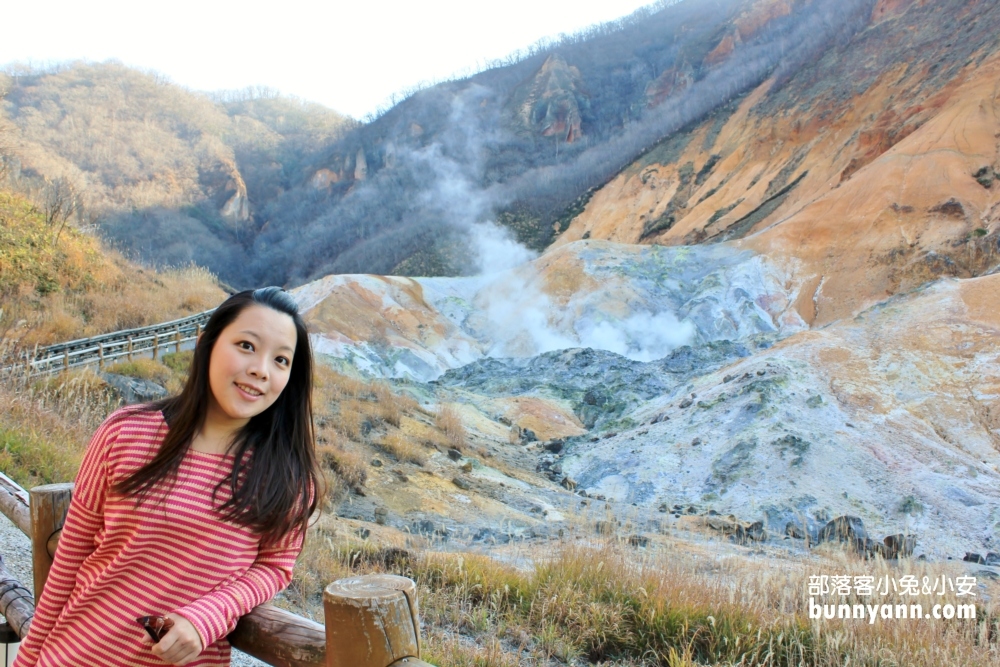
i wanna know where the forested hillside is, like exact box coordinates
[0,62,351,274]
[3,0,999,296]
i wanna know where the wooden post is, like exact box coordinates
[29,483,74,601]
[175,326,181,354]
[0,472,31,536]
[153,333,159,361]
[63,350,69,373]
[0,555,34,639]
[229,605,326,667]
[128,336,133,361]
[323,575,432,667]
[98,343,104,370]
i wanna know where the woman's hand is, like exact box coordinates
[142,613,204,665]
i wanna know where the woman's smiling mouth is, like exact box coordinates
[235,382,263,398]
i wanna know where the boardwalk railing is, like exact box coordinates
[0,473,432,667]
[3,310,215,378]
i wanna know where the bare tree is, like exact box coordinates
[39,177,82,243]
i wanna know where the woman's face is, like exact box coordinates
[206,304,298,429]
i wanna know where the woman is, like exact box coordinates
[14,287,321,666]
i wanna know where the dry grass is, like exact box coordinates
[436,405,467,450]
[316,437,368,495]
[291,532,1000,667]
[0,367,117,487]
[105,358,185,393]
[311,365,449,493]
[0,189,224,347]
[376,430,428,466]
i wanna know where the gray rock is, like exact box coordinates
[452,476,472,490]
[785,521,806,539]
[100,373,168,404]
[544,439,565,453]
[627,534,649,548]
[595,520,617,535]
[853,537,879,559]
[882,534,917,559]
[410,520,436,537]
[472,527,511,544]
[818,515,867,544]
[434,342,756,432]
[745,520,766,541]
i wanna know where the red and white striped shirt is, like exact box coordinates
[14,407,305,667]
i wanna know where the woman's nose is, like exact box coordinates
[247,358,267,380]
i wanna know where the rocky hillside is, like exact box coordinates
[556,0,1000,326]
[290,237,1000,558]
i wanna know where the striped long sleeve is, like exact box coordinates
[174,526,303,649]
[13,414,118,667]
[12,408,307,667]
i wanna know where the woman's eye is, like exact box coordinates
[238,341,254,351]
[276,356,290,367]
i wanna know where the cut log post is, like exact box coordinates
[127,336,134,362]
[29,484,73,601]
[153,333,159,361]
[0,554,35,639]
[0,472,30,537]
[229,605,326,667]
[323,575,432,667]
[98,343,104,370]
[63,350,69,373]
[175,327,181,354]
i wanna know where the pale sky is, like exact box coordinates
[2,0,658,119]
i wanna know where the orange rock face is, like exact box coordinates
[555,0,1000,327]
[704,0,793,67]
[513,53,586,143]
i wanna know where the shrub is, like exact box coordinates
[435,405,466,450]
[376,431,427,466]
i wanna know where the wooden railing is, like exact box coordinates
[2,310,215,377]
[0,473,432,667]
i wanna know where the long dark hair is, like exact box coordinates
[115,287,321,544]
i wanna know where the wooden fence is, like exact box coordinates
[2,310,215,378]
[0,473,432,667]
